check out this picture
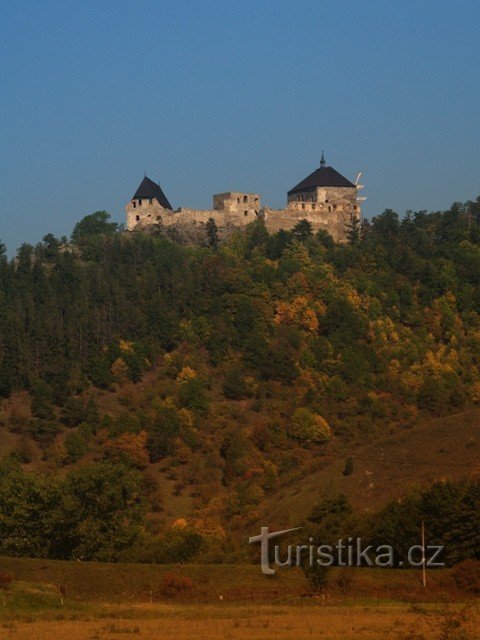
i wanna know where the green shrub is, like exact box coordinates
[288,408,331,443]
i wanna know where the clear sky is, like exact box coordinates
[1,0,479,253]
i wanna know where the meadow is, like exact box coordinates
[0,602,479,640]
[0,558,478,639]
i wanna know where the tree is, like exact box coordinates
[71,211,118,243]
[178,377,209,416]
[57,463,144,561]
[288,408,331,443]
[30,380,55,420]
[146,403,181,462]
[245,219,269,255]
[292,219,313,242]
[301,495,354,592]
[206,218,219,250]
[346,216,361,245]
[222,365,251,400]
[343,457,354,476]
[64,430,88,463]
[41,233,61,259]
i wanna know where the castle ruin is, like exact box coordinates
[125,154,364,243]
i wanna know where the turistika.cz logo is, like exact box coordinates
[248,527,444,575]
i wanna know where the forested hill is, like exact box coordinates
[0,198,480,561]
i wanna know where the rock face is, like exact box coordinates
[125,159,364,243]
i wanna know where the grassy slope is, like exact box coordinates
[1,360,480,531]
[251,408,480,529]
[0,557,458,604]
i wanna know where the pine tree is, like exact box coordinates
[206,217,219,250]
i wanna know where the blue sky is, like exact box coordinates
[1,0,479,253]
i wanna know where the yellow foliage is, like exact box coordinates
[106,430,149,468]
[177,408,195,430]
[179,320,195,341]
[176,366,197,384]
[172,518,188,529]
[471,381,480,403]
[193,519,226,538]
[119,339,134,353]
[313,414,332,442]
[370,318,400,344]
[274,296,319,332]
[111,357,129,383]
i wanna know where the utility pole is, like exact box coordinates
[421,521,427,588]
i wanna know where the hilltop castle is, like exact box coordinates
[125,154,365,243]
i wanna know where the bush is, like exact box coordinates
[64,430,88,463]
[289,408,331,443]
[30,380,55,420]
[343,457,354,476]
[28,419,60,446]
[178,378,209,416]
[0,572,13,590]
[160,572,194,598]
[222,366,251,400]
[453,559,480,594]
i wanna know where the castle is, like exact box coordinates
[125,154,365,243]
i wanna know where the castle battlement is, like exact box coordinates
[125,155,363,243]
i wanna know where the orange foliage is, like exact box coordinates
[274,296,320,332]
[106,430,149,468]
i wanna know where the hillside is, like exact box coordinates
[0,201,480,563]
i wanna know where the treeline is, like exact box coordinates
[1,199,480,427]
[0,199,480,553]
[301,477,480,568]
[0,459,208,563]
[0,457,478,566]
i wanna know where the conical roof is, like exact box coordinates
[288,163,355,194]
[132,176,172,209]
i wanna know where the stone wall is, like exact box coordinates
[126,192,262,232]
[261,207,356,243]
[126,188,360,243]
[126,199,167,231]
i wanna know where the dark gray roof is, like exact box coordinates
[288,165,355,194]
[133,176,172,210]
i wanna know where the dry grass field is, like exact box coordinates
[0,558,478,639]
[0,603,479,640]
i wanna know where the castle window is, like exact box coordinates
[243,195,248,203]
[138,199,142,206]
[244,211,248,216]
[312,204,316,210]
[302,203,305,210]
[136,215,140,221]
[354,205,357,210]
[133,201,136,208]
[255,197,258,202]
[237,198,240,204]
[328,206,331,212]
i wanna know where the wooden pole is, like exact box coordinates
[421,521,427,588]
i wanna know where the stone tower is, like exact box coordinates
[261,154,363,242]
[285,153,361,241]
[125,176,173,231]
